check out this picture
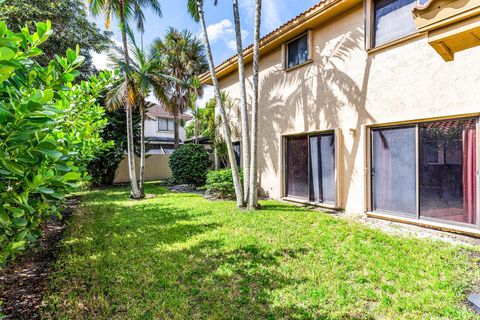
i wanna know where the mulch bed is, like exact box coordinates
[0,197,79,319]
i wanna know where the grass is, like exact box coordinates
[41,184,480,319]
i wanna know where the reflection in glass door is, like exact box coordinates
[286,136,309,198]
[309,134,336,204]
[372,127,417,215]
[285,133,336,204]
[419,119,477,225]
[371,118,479,228]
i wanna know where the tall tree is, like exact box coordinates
[107,28,171,195]
[151,28,208,148]
[248,0,262,209]
[187,0,245,208]
[86,0,162,199]
[0,0,111,79]
[232,0,251,203]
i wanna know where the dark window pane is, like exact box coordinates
[233,142,241,167]
[287,34,309,69]
[372,127,416,215]
[419,119,476,225]
[374,0,416,47]
[286,136,309,199]
[309,134,336,204]
[321,134,336,203]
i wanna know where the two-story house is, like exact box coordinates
[200,0,480,236]
[114,102,192,183]
[144,103,192,155]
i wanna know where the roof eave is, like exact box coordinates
[199,0,361,85]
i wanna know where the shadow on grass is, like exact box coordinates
[142,240,316,319]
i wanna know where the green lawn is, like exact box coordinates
[42,184,480,319]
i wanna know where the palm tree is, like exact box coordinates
[86,0,162,199]
[232,0,251,203]
[107,28,171,195]
[187,0,245,208]
[151,28,208,149]
[248,0,262,209]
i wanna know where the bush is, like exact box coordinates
[0,20,111,265]
[88,92,141,186]
[169,144,210,187]
[205,169,242,199]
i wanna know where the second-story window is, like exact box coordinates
[158,118,174,131]
[287,33,309,69]
[373,0,417,47]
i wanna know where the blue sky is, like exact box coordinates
[91,0,320,67]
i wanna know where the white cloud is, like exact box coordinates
[263,0,281,31]
[240,0,281,34]
[204,19,249,55]
[227,40,237,51]
[206,19,234,43]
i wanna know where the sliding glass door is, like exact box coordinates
[419,119,476,225]
[371,118,478,227]
[372,127,416,215]
[285,133,336,204]
[286,136,309,198]
[309,134,336,204]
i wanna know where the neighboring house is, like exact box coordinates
[200,0,480,236]
[113,103,192,183]
[145,103,193,154]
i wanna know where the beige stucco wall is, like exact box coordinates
[218,5,480,213]
[113,154,171,183]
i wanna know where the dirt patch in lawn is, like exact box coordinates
[0,197,79,320]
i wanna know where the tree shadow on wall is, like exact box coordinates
[255,26,374,205]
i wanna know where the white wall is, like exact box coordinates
[144,116,187,142]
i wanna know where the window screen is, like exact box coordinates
[372,127,417,215]
[373,0,417,47]
[309,134,336,204]
[287,34,309,69]
[286,136,309,198]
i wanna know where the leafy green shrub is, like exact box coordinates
[169,144,210,187]
[88,84,141,186]
[0,20,110,265]
[205,169,242,199]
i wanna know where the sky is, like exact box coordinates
[90,0,321,105]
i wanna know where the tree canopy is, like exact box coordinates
[0,0,112,78]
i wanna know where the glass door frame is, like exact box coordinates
[282,129,340,208]
[367,116,480,230]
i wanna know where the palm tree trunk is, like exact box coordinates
[139,102,146,196]
[232,0,250,203]
[196,0,245,208]
[173,111,180,148]
[248,0,262,209]
[120,0,142,199]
